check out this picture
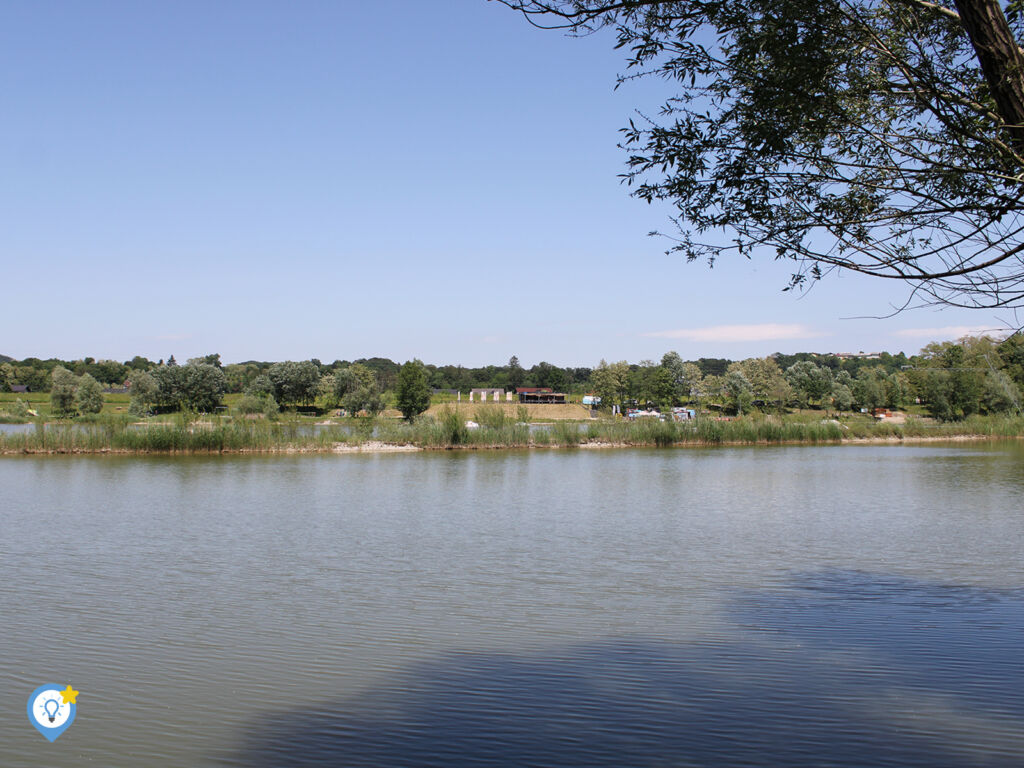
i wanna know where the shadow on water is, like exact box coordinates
[222,571,1024,768]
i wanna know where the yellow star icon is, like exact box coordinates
[59,685,79,705]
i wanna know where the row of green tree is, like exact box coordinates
[1,349,920,398]
[11,333,1024,421]
[590,336,1022,420]
[2,354,591,396]
[118,358,432,421]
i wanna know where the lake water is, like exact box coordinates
[1,444,1023,767]
[0,423,34,434]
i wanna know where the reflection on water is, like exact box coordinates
[0,444,1022,766]
[232,571,1024,767]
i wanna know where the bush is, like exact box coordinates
[440,407,469,445]
[234,394,274,415]
[129,397,151,417]
[262,396,280,418]
[475,407,510,429]
[344,386,385,417]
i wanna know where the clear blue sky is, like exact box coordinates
[0,1,1007,367]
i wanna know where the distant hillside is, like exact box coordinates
[0,354,12,363]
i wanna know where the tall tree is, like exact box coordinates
[153,362,227,413]
[268,361,321,407]
[129,370,159,416]
[0,362,14,392]
[1000,332,1024,385]
[332,363,384,417]
[981,367,1022,411]
[734,357,790,405]
[50,366,78,418]
[75,373,104,415]
[498,0,1024,309]
[723,369,754,414]
[188,353,222,368]
[332,364,377,404]
[125,355,154,371]
[661,351,705,403]
[592,359,631,406]
[507,355,525,390]
[833,383,856,413]
[532,361,569,391]
[396,359,433,421]
[660,351,687,400]
[786,361,835,407]
[633,360,675,406]
[853,367,889,409]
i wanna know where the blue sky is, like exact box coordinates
[0,0,1009,367]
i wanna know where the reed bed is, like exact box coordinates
[0,417,359,454]
[1,413,1022,454]
[377,409,532,448]
[577,417,845,446]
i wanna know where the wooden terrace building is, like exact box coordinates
[516,387,567,404]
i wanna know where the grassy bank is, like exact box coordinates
[2,412,1022,454]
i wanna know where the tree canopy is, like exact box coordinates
[268,361,321,407]
[497,0,1024,310]
[153,362,227,413]
[75,373,105,415]
[50,366,78,418]
[396,359,433,420]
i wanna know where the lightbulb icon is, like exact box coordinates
[44,698,60,723]
[28,684,77,741]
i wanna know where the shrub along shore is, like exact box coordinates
[1,411,1022,455]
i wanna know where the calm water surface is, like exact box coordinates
[1,444,1023,766]
[0,423,33,434]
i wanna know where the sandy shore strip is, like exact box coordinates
[331,440,422,453]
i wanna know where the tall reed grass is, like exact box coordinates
[0,417,358,453]
[377,409,532,448]
[1,413,1022,454]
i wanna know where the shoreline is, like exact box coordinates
[2,433,1019,456]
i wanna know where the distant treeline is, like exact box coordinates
[0,351,914,394]
[2,335,1023,422]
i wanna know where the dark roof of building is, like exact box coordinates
[515,387,553,394]
[9,384,29,393]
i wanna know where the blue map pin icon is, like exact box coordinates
[27,684,77,742]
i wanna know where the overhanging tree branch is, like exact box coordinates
[495,0,1024,309]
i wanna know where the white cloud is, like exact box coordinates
[892,325,1004,340]
[642,323,826,343]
